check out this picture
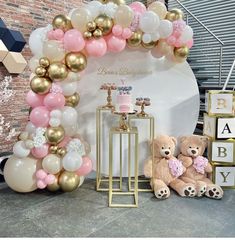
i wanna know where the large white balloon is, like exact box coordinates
[28,55,40,72]
[62,151,82,171]
[59,81,78,96]
[13,141,30,158]
[61,106,78,127]
[139,11,160,34]
[66,72,82,83]
[159,20,173,38]
[87,0,102,18]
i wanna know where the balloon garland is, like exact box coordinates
[4,0,194,193]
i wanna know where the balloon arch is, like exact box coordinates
[4,0,194,193]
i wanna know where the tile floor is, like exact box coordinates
[0,178,235,237]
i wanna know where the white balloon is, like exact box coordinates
[159,20,173,38]
[29,27,48,56]
[68,8,79,18]
[61,107,78,127]
[50,109,62,119]
[180,26,193,43]
[87,0,103,18]
[62,151,82,171]
[59,81,78,96]
[66,72,81,83]
[101,2,118,18]
[139,11,160,33]
[142,33,152,44]
[64,124,79,137]
[25,122,36,134]
[49,118,61,127]
[28,55,40,72]
[13,141,30,158]
[151,32,160,41]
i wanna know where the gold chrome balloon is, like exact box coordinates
[35,66,47,77]
[174,46,189,62]
[65,53,87,72]
[142,41,157,49]
[86,21,97,32]
[49,145,58,154]
[59,171,80,192]
[83,31,93,40]
[95,14,113,36]
[52,14,72,32]
[39,57,50,68]
[166,9,184,21]
[93,29,103,39]
[48,62,68,81]
[57,147,67,158]
[46,126,65,145]
[30,76,52,95]
[127,31,142,48]
[47,173,61,192]
[65,92,80,107]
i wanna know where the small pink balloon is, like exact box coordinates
[29,106,50,127]
[76,156,93,176]
[122,28,132,39]
[45,174,56,185]
[85,38,107,57]
[106,35,126,53]
[36,169,47,180]
[31,144,49,159]
[175,39,183,48]
[58,136,72,148]
[167,35,177,46]
[26,90,45,108]
[186,38,194,49]
[112,25,123,37]
[129,1,146,14]
[54,29,64,41]
[43,93,65,110]
[47,30,55,40]
[64,29,85,52]
[37,179,47,189]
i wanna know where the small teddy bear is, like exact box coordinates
[144,135,194,199]
[177,135,223,199]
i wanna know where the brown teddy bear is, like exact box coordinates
[177,135,223,199]
[144,135,197,199]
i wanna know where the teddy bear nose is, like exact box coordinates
[191,150,196,154]
[165,151,170,155]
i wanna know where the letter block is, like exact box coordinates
[203,113,235,139]
[212,164,235,188]
[205,90,235,116]
[209,140,235,164]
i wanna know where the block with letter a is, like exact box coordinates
[217,118,235,139]
[211,141,234,164]
[203,113,216,138]
[214,166,235,187]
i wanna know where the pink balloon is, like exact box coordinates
[54,29,64,41]
[26,90,45,108]
[167,35,177,46]
[85,38,107,57]
[175,39,183,48]
[37,179,47,189]
[112,25,123,37]
[29,106,50,127]
[64,29,85,52]
[122,28,132,39]
[76,156,93,176]
[47,30,54,40]
[45,174,55,185]
[43,93,65,110]
[36,169,47,180]
[31,144,49,159]
[129,1,146,14]
[58,136,72,148]
[186,39,194,49]
[106,35,126,53]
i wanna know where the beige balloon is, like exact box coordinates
[42,154,62,174]
[157,40,174,55]
[114,5,134,28]
[71,8,92,33]
[43,40,65,62]
[28,56,40,72]
[4,155,42,193]
[148,2,167,20]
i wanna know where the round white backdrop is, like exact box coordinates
[76,48,199,177]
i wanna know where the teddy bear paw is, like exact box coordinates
[182,184,196,197]
[154,187,170,199]
[196,182,207,197]
[205,185,223,199]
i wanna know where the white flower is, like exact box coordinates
[66,139,85,156]
[33,127,46,147]
[100,2,118,18]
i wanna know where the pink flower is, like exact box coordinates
[168,159,184,178]
[193,156,208,174]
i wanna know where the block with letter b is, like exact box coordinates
[203,113,235,139]
[212,164,235,188]
[205,90,235,116]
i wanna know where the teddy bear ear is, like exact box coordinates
[200,136,209,147]
[171,137,177,145]
[179,136,187,144]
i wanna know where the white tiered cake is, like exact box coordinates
[116,83,133,113]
